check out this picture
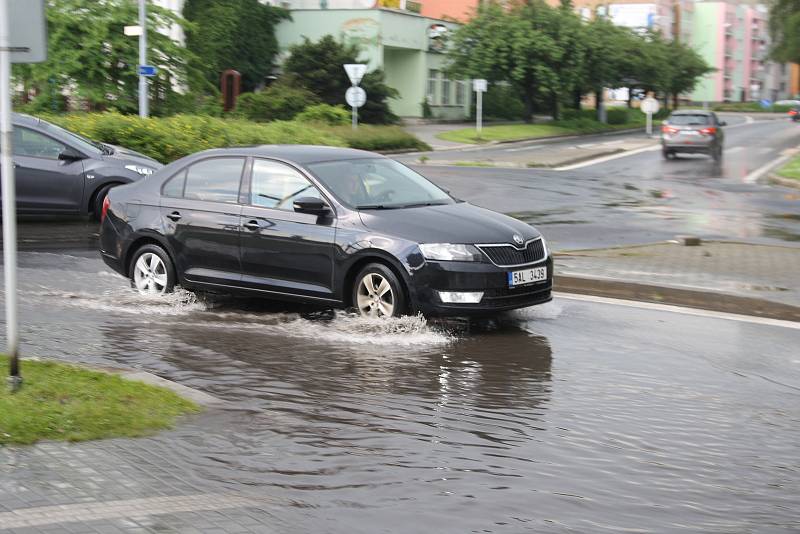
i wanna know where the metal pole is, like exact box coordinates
[352,104,356,130]
[646,111,652,136]
[476,90,482,137]
[0,0,22,391]
[138,0,148,118]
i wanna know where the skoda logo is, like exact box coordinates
[513,234,524,245]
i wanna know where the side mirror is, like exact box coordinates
[293,196,330,215]
[58,147,84,162]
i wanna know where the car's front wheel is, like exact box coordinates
[129,244,176,295]
[352,263,406,318]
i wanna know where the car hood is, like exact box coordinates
[357,202,541,245]
[103,145,163,168]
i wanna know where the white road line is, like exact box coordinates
[758,147,774,155]
[554,144,661,171]
[577,143,596,148]
[743,151,795,183]
[555,292,800,330]
[504,145,543,152]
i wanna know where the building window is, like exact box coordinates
[442,78,451,105]
[455,81,465,106]
[427,70,439,105]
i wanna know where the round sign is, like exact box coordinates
[641,97,660,114]
[346,86,367,108]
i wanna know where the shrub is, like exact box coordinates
[43,112,344,163]
[296,104,351,126]
[473,84,526,120]
[237,81,320,122]
[605,108,630,124]
[326,125,431,152]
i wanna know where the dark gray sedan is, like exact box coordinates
[1,113,162,219]
[661,110,726,161]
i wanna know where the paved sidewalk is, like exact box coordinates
[555,240,800,308]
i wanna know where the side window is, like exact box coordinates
[13,128,67,159]
[161,169,186,198]
[183,157,245,203]
[250,159,321,210]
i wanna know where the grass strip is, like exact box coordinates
[0,355,199,445]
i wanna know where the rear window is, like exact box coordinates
[668,114,710,126]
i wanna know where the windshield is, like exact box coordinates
[307,158,454,209]
[668,114,710,126]
[40,120,109,155]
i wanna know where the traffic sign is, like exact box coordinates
[473,79,487,92]
[640,97,659,114]
[7,0,47,63]
[124,25,142,36]
[138,65,157,77]
[346,86,367,108]
[344,64,367,86]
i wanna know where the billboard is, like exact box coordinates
[608,3,657,31]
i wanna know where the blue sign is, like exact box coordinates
[138,65,157,77]
[759,99,772,109]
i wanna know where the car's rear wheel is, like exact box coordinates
[129,244,176,295]
[352,263,406,318]
[712,145,723,162]
[662,148,675,160]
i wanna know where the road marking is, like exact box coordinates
[577,143,596,148]
[743,150,796,183]
[504,145,544,152]
[556,292,800,330]
[726,146,743,154]
[554,144,661,171]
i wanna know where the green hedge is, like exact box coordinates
[42,112,428,163]
[711,102,795,113]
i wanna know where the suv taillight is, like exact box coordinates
[101,196,110,221]
[662,125,679,134]
[790,110,798,115]
[699,127,717,136]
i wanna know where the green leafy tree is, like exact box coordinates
[769,0,800,64]
[13,0,189,114]
[663,40,714,109]
[183,0,289,92]
[282,35,399,124]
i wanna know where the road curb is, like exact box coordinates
[554,275,800,323]
[768,173,800,189]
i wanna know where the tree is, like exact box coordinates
[539,2,586,119]
[13,0,189,113]
[183,0,289,92]
[769,0,800,64]
[662,40,714,109]
[282,36,399,124]
[448,1,563,122]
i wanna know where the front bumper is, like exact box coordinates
[409,256,554,316]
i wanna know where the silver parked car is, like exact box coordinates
[661,110,726,161]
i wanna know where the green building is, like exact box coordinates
[275,9,472,120]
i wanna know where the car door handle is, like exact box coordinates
[243,219,261,230]
[166,211,181,222]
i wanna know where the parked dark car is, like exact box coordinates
[1,113,161,219]
[661,110,726,161]
[99,146,553,317]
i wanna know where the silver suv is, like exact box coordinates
[661,110,726,161]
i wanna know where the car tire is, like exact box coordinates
[91,184,116,222]
[662,149,675,160]
[129,244,176,295]
[352,263,407,318]
[712,146,723,162]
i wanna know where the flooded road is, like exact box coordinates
[3,246,800,532]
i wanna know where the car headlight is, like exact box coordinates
[419,243,482,262]
[125,164,155,176]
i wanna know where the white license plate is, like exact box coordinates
[680,130,700,135]
[508,266,547,287]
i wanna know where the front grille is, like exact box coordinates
[477,239,546,267]
[481,286,551,308]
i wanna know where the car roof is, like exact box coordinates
[669,110,712,115]
[11,112,44,127]
[193,145,383,165]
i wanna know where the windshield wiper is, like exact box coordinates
[357,204,403,210]
[401,201,449,208]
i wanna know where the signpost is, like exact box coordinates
[138,0,148,118]
[344,64,367,129]
[640,96,660,136]
[0,0,47,391]
[138,65,157,77]
[473,79,487,137]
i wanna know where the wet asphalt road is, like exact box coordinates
[2,247,800,532]
[399,115,800,250]
[2,115,800,532]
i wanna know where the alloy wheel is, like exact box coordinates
[356,272,395,317]
[133,252,169,294]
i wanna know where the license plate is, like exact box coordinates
[508,266,547,287]
[681,130,699,135]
